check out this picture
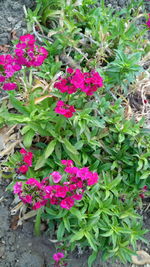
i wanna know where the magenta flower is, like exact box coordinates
[146,14,150,28]
[20,148,27,154]
[13,182,23,194]
[53,252,65,262]
[55,185,69,198]
[72,194,83,200]
[0,75,6,82]
[19,34,36,45]
[50,171,62,183]
[54,68,103,96]
[2,82,17,90]
[55,100,76,118]
[60,196,74,210]
[14,34,48,68]
[142,185,148,191]
[61,159,74,167]
[26,178,42,189]
[67,67,74,74]
[18,165,28,174]
[22,195,32,204]
[87,172,99,186]
[23,152,33,167]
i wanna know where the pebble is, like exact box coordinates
[0,244,5,258]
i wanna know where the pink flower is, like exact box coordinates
[23,152,33,167]
[50,196,58,205]
[142,185,148,191]
[50,171,62,183]
[26,178,41,189]
[71,69,85,89]
[55,101,76,118]
[53,252,64,262]
[0,75,6,82]
[64,166,78,175]
[13,182,22,194]
[61,159,74,167]
[77,167,90,180]
[72,194,83,200]
[87,172,99,186]
[32,201,43,210]
[19,34,36,45]
[20,148,27,154]
[60,196,74,209]
[14,35,48,68]
[18,165,28,174]
[2,82,17,90]
[55,185,68,198]
[23,195,32,204]
[139,193,145,199]
[146,14,150,28]
[67,67,74,74]
[69,184,77,191]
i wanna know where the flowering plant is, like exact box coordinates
[1,1,150,266]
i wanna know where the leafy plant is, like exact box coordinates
[0,0,150,266]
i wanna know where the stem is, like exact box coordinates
[34,208,42,236]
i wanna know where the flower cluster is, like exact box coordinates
[16,148,33,175]
[54,68,103,96]
[54,68,103,118]
[55,100,76,118]
[0,54,21,90]
[0,34,48,91]
[15,34,48,67]
[13,160,99,210]
[146,14,150,28]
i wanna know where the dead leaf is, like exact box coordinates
[10,215,20,230]
[11,30,17,40]
[132,250,150,265]
[34,94,53,104]
[0,125,21,158]
[17,210,37,225]
[0,45,10,53]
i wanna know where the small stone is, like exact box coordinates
[0,244,5,258]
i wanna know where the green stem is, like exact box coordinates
[34,208,42,236]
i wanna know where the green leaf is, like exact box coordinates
[57,221,65,241]
[23,129,35,148]
[70,207,83,220]
[70,230,84,242]
[44,139,57,159]
[34,208,42,236]
[140,171,150,180]
[84,232,97,251]
[118,133,125,143]
[63,216,70,232]
[34,155,46,170]
[101,230,113,237]
[63,138,79,155]
[9,94,30,116]
[45,207,57,216]
[88,251,98,267]
[63,144,81,166]
[55,143,62,160]
[108,176,122,189]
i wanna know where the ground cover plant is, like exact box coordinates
[0,0,150,266]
